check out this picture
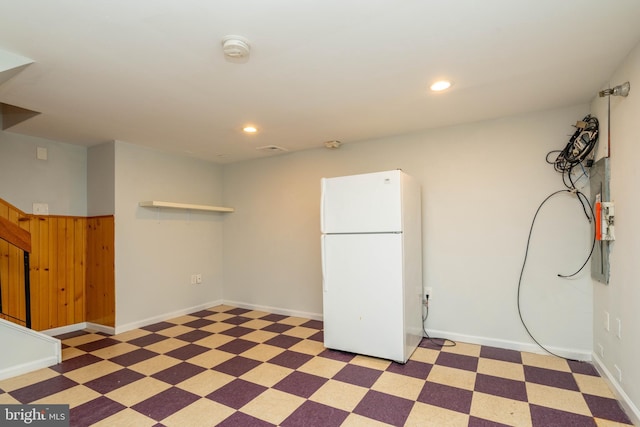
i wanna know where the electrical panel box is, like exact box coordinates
[590,157,611,284]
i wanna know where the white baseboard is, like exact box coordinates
[223,300,323,321]
[86,322,116,335]
[424,328,592,361]
[0,356,61,382]
[0,319,62,381]
[114,299,224,334]
[41,323,88,337]
[592,353,640,426]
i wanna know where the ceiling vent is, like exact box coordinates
[256,145,288,153]
[222,35,251,58]
[324,140,342,149]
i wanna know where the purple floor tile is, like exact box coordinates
[468,416,512,427]
[273,371,327,398]
[175,329,212,343]
[333,364,382,388]
[264,334,302,349]
[419,337,453,350]
[268,350,313,369]
[217,411,276,427]
[165,343,210,360]
[479,346,523,364]
[206,379,267,409]
[189,309,218,317]
[151,362,206,385]
[10,376,78,403]
[223,315,252,325]
[141,321,175,332]
[71,396,126,427]
[435,352,479,372]
[132,387,200,421]
[260,313,288,322]
[55,330,91,340]
[584,394,632,424]
[281,400,348,427]
[417,381,473,414]
[217,339,258,355]
[220,326,254,338]
[182,318,215,329]
[353,390,415,426]
[110,348,159,367]
[523,366,579,391]
[300,320,323,330]
[387,360,432,380]
[474,373,527,401]
[261,323,294,333]
[308,330,324,342]
[50,353,103,373]
[318,348,356,363]
[212,356,262,377]
[84,368,145,394]
[226,307,251,315]
[127,333,168,347]
[529,404,596,427]
[568,360,599,376]
[76,337,121,352]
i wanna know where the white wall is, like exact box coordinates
[591,40,640,422]
[222,104,594,356]
[87,141,115,216]
[0,319,60,381]
[0,128,86,216]
[113,141,225,329]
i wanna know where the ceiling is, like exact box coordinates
[1,1,640,164]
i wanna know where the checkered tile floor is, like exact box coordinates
[0,305,633,426]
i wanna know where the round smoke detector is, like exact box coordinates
[222,35,251,58]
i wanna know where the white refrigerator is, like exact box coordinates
[320,170,423,363]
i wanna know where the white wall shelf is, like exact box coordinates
[139,201,234,213]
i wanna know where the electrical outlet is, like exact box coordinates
[604,311,610,332]
[425,287,433,300]
[196,274,202,284]
[190,274,197,285]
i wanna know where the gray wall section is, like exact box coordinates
[0,129,86,216]
[113,141,225,328]
[87,141,115,216]
[591,40,640,422]
[222,104,594,356]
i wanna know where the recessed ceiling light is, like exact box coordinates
[243,126,257,133]
[430,80,452,92]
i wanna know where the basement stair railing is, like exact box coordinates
[0,215,32,329]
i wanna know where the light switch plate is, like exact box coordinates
[37,146,48,160]
[33,203,49,215]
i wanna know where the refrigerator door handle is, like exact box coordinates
[320,178,326,233]
[321,235,327,292]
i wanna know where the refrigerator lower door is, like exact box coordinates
[322,233,406,362]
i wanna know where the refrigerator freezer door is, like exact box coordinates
[321,170,402,234]
[322,233,406,362]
